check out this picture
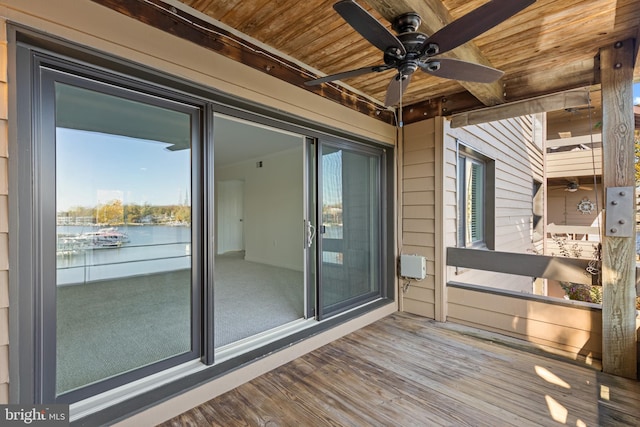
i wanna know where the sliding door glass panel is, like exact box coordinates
[213,114,306,349]
[319,144,381,317]
[55,82,195,396]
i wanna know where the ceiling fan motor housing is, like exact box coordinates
[392,12,422,33]
[384,31,430,76]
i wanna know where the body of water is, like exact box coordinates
[57,225,191,285]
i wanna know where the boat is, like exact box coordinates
[82,227,130,248]
[57,227,131,255]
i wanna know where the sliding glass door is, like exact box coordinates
[317,141,383,318]
[38,67,202,402]
[212,113,308,349]
[210,118,385,338]
[20,44,390,409]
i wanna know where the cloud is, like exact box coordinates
[635,96,640,106]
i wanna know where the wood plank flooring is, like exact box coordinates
[159,312,640,426]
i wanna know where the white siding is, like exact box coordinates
[443,116,543,292]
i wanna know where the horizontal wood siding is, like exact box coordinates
[400,119,436,318]
[444,115,544,292]
[448,285,603,362]
[0,18,8,404]
[546,148,603,178]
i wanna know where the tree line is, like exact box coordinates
[59,200,191,225]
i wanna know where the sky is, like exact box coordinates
[635,82,640,106]
[56,128,191,212]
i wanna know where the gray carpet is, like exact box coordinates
[214,252,304,346]
[56,253,304,395]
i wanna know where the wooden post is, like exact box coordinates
[600,38,637,379]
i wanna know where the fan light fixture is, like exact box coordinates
[305,0,536,107]
[566,182,579,192]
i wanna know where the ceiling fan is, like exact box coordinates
[305,0,535,107]
[551,179,593,192]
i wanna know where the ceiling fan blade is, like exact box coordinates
[419,58,504,83]
[384,73,411,106]
[305,64,391,86]
[420,0,535,57]
[334,0,406,55]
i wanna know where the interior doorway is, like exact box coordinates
[217,179,244,254]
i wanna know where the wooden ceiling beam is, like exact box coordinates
[364,0,505,107]
[89,0,396,124]
[449,89,590,128]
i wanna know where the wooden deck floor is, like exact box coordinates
[160,312,640,426]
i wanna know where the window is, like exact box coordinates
[532,180,544,243]
[457,143,495,249]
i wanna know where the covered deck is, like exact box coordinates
[160,313,640,426]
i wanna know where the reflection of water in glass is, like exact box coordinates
[322,224,343,264]
[57,225,191,285]
[324,224,343,239]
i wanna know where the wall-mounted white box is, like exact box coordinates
[400,254,426,280]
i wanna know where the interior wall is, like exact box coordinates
[216,147,304,271]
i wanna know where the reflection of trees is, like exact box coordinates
[322,203,342,225]
[174,205,191,223]
[60,201,191,225]
[123,203,152,224]
[97,199,124,224]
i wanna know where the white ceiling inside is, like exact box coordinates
[213,114,305,167]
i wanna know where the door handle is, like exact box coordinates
[306,220,316,248]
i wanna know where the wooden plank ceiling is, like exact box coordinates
[93,0,640,125]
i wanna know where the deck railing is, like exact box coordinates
[546,146,602,179]
[444,247,640,363]
[57,242,191,285]
[545,225,601,259]
[447,247,597,285]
